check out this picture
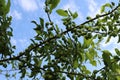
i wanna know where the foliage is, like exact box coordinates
[0,0,120,80]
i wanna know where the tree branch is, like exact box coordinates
[0,4,119,62]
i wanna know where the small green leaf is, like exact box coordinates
[56,9,68,17]
[5,0,10,14]
[86,52,93,61]
[85,70,91,74]
[72,12,78,19]
[105,3,111,7]
[35,36,43,40]
[55,24,60,34]
[105,36,111,43]
[111,2,115,6]
[100,3,111,13]
[34,28,41,34]
[7,31,13,36]
[102,50,111,66]
[83,38,92,49]
[50,0,60,13]
[73,60,78,68]
[115,48,120,56]
[90,60,97,66]
[38,60,42,66]
[39,18,44,27]
[31,20,37,25]
[30,39,36,44]
[100,6,105,13]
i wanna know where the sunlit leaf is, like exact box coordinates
[90,60,97,66]
[50,0,60,13]
[73,60,78,68]
[86,52,93,61]
[56,9,68,16]
[72,12,78,19]
[100,3,111,13]
[83,38,92,49]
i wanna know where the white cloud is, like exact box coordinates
[86,0,100,17]
[18,0,38,12]
[10,10,22,20]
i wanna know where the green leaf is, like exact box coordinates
[83,38,92,49]
[39,18,44,27]
[72,12,78,19]
[73,60,78,68]
[3,63,7,68]
[31,20,37,25]
[115,48,120,56]
[104,3,111,7]
[100,3,111,13]
[56,9,68,17]
[68,9,78,19]
[102,50,111,66]
[5,0,10,14]
[111,2,115,6]
[105,36,111,43]
[90,60,97,66]
[7,31,13,36]
[50,0,60,13]
[38,59,42,67]
[0,0,5,16]
[100,6,105,13]
[55,24,60,34]
[34,28,41,34]
[86,52,93,61]
[35,36,43,40]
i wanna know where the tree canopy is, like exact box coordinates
[0,0,120,80]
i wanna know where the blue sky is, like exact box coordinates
[0,0,120,79]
